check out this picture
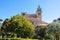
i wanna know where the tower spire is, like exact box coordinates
[36,5,42,21]
[36,5,41,12]
[37,5,40,10]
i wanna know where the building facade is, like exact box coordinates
[53,18,60,22]
[21,5,48,27]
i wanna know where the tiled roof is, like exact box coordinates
[39,21,48,24]
[34,21,48,26]
[25,14,37,18]
[29,18,40,22]
[24,14,41,22]
[23,13,48,26]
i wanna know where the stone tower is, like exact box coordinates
[36,5,42,21]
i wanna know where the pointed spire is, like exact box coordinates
[38,5,40,9]
[36,5,41,12]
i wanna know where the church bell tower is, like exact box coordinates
[36,5,42,21]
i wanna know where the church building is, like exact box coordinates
[21,5,48,27]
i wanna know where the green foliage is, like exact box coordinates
[0,18,2,21]
[0,38,38,40]
[0,18,2,36]
[47,21,60,40]
[34,26,47,39]
[1,15,35,38]
[48,22,60,34]
[0,18,2,29]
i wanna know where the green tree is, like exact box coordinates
[1,15,35,38]
[48,21,60,40]
[0,18,3,38]
[0,18,2,22]
[34,26,47,40]
[0,18,2,28]
[0,18,3,31]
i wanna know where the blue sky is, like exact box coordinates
[0,0,60,23]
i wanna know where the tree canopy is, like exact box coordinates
[1,15,35,38]
[0,18,2,21]
[47,21,60,40]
